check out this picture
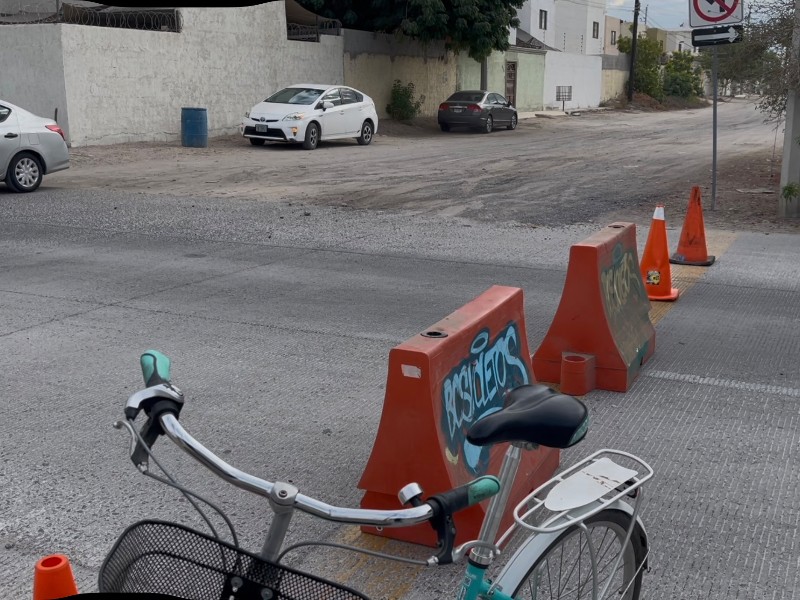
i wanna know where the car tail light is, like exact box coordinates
[438,103,449,111]
[467,104,482,113]
[46,124,66,141]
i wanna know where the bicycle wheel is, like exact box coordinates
[512,509,646,600]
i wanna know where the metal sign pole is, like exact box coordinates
[712,46,718,210]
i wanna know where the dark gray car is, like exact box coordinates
[437,90,518,133]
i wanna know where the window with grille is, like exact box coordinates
[539,9,547,30]
[592,21,599,39]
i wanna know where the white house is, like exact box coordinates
[516,0,604,110]
[516,0,558,49]
[665,29,698,54]
[552,0,606,55]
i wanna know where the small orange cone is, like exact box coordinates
[640,204,679,301]
[33,554,78,600]
[669,186,716,266]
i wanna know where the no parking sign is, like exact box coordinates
[689,0,744,28]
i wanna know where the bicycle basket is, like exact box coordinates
[99,520,371,600]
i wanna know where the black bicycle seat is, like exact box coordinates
[466,384,589,449]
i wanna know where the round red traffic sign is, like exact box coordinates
[693,0,740,22]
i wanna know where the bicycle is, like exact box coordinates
[101,349,653,599]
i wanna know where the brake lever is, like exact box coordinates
[113,419,151,472]
[125,383,183,420]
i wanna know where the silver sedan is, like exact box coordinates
[0,100,70,193]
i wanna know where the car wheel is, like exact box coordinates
[249,138,265,146]
[440,123,450,132]
[357,120,374,146]
[303,122,319,150]
[483,115,493,134]
[507,113,518,130]
[6,152,43,193]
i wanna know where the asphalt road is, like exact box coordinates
[48,99,778,226]
[1,100,798,600]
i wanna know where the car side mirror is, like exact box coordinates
[322,101,334,110]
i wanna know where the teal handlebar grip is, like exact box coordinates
[466,475,501,506]
[140,350,171,387]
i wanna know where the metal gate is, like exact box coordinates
[505,61,517,106]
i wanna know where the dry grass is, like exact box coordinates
[603,92,710,112]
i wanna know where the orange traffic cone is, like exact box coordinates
[33,554,78,600]
[640,204,679,301]
[669,186,716,266]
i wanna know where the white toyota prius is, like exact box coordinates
[240,84,379,150]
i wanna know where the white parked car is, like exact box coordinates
[240,84,379,150]
[0,100,70,193]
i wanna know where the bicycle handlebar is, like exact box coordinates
[121,350,502,565]
[157,412,436,528]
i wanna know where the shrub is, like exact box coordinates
[664,51,704,98]
[386,80,425,121]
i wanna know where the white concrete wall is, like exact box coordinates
[544,52,602,109]
[584,5,607,56]
[554,0,587,53]
[0,25,70,137]
[518,0,557,48]
[554,0,605,55]
[60,3,344,146]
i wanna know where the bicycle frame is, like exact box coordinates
[122,396,651,600]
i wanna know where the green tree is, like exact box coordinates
[695,0,793,121]
[296,0,525,62]
[664,50,704,97]
[697,20,783,111]
[618,35,665,100]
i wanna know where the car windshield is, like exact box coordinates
[264,87,325,105]
[447,91,485,103]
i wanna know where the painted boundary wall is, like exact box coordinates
[61,4,343,146]
[0,26,69,135]
[602,54,630,103]
[345,32,547,117]
[543,52,602,110]
[602,69,629,103]
[456,48,546,113]
[0,3,343,146]
[343,30,458,119]
[490,49,546,112]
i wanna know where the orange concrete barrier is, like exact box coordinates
[358,285,559,547]
[33,554,78,600]
[641,205,680,301]
[670,186,716,266]
[532,223,656,393]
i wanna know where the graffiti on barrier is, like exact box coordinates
[600,242,651,369]
[441,323,530,475]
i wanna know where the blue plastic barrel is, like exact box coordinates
[181,107,208,148]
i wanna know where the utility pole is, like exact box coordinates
[627,0,641,101]
[780,0,800,217]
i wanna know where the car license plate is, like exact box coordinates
[452,107,463,113]
[255,124,268,132]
